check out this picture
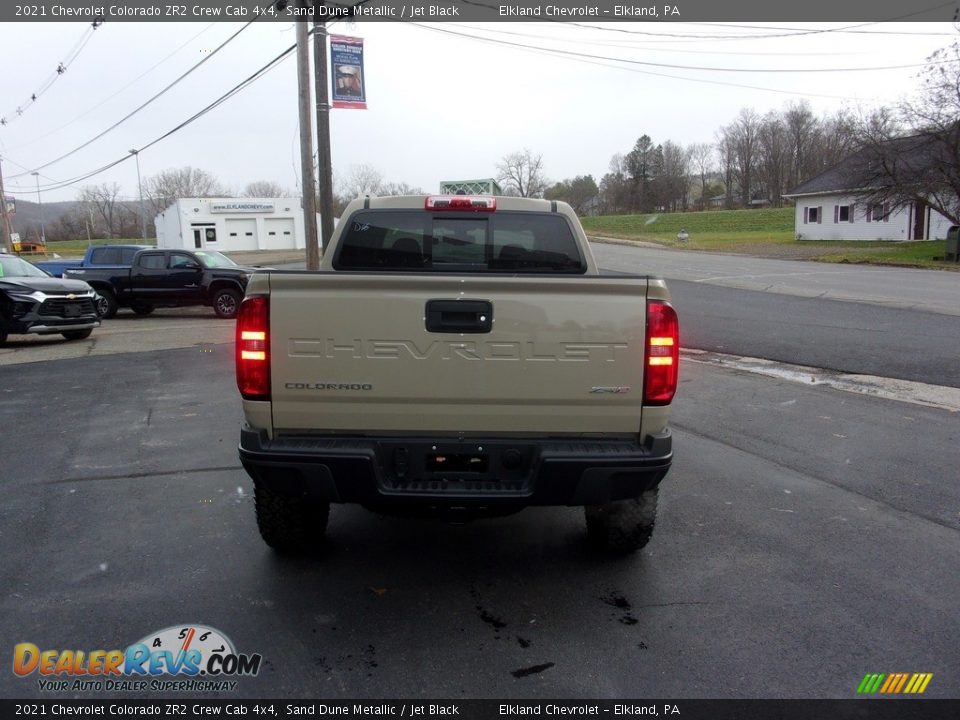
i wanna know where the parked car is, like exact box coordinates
[66,249,265,319]
[33,244,151,279]
[0,251,100,344]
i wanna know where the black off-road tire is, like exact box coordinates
[213,288,242,319]
[131,303,154,315]
[61,329,93,340]
[585,488,659,554]
[95,290,118,319]
[253,480,330,554]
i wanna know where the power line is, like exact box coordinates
[7,18,261,181]
[0,20,104,128]
[14,41,299,194]
[5,11,358,197]
[1,156,94,195]
[447,23,880,57]
[417,23,954,74]
[410,24,857,101]
[455,0,959,39]
[7,23,219,152]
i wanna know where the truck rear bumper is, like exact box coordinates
[239,427,672,509]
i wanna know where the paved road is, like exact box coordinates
[669,280,960,388]
[592,242,960,317]
[0,307,233,366]
[591,243,960,387]
[1,345,957,699]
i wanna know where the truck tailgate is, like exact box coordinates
[268,272,649,435]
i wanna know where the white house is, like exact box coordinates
[155,197,310,252]
[783,160,954,242]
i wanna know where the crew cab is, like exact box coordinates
[236,195,679,554]
[66,249,259,319]
[0,251,100,344]
[33,244,150,279]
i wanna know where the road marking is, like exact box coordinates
[683,350,960,413]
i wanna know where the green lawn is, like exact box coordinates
[32,238,156,257]
[582,208,959,270]
[582,208,795,237]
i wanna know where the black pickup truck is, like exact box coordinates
[65,249,261,319]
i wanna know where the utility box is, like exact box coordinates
[946,226,959,262]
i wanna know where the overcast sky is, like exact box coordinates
[0,19,957,203]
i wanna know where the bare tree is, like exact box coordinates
[496,149,548,198]
[80,183,126,239]
[729,109,762,207]
[758,112,789,207]
[338,163,384,200]
[243,180,288,197]
[598,155,630,215]
[688,142,714,210]
[544,175,600,215]
[45,204,93,242]
[816,109,858,175]
[783,101,819,190]
[660,140,691,212]
[378,181,425,196]
[145,167,224,215]
[847,43,960,225]
[715,127,737,209]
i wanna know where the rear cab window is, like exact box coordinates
[90,247,143,265]
[334,210,586,273]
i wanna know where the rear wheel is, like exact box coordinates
[61,329,93,340]
[131,303,154,315]
[585,489,658,554]
[213,288,241,319]
[95,290,117,319]
[253,480,330,554]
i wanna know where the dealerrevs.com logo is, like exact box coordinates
[13,625,262,693]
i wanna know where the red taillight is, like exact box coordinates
[236,295,270,401]
[425,195,497,211]
[643,301,679,405]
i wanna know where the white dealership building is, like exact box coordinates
[155,198,311,252]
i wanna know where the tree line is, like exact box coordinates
[39,169,290,242]
[31,41,960,241]
[510,41,960,227]
[505,100,860,216]
[38,165,424,242]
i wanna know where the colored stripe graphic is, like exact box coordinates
[893,673,909,693]
[858,673,932,694]
[857,674,885,694]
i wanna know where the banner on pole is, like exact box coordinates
[330,35,367,110]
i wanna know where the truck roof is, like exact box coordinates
[354,194,564,213]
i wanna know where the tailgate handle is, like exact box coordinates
[425,299,493,334]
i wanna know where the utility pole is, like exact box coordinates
[313,16,335,255]
[130,149,147,241]
[31,172,45,245]
[0,157,11,253]
[297,0,320,271]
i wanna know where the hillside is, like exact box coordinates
[581,208,795,238]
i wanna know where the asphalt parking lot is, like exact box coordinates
[2,308,958,699]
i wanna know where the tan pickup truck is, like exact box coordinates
[236,195,679,554]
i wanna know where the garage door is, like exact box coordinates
[263,218,295,249]
[225,219,258,251]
